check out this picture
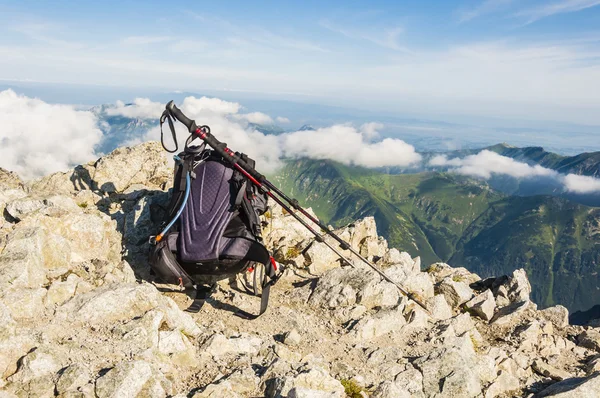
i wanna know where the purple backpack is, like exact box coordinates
[149,146,277,317]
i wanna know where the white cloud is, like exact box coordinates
[0,89,102,179]
[281,124,421,168]
[359,122,383,140]
[106,98,165,119]
[121,36,171,45]
[562,174,600,193]
[180,96,241,116]
[431,150,600,193]
[516,0,600,23]
[458,0,514,22]
[430,150,558,179]
[320,19,408,52]
[276,116,290,124]
[235,112,274,125]
[130,97,420,171]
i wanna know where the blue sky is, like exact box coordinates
[1,0,600,124]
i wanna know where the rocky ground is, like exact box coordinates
[2,142,600,397]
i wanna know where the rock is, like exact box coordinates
[28,165,94,196]
[532,360,572,381]
[304,240,342,275]
[122,192,169,249]
[0,287,47,321]
[193,381,242,398]
[585,355,600,374]
[56,283,162,327]
[426,263,480,285]
[202,334,263,358]
[402,272,435,300]
[372,381,411,398]
[284,329,302,346]
[0,329,36,380]
[287,367,345,398]
[352,306,407,339]
[193,369,259,398]
[491,300,532,325]
[484,371,520,398]
[464,289,496,321]
[394,366,424,396]
[56,363,92,395]
[541,305,569,328]
[309,267,400,310]
[436,277,474,308]
[5,198,45,221]
[536,372,600,397]
[578,329,600,352]
[92,142,171,194]
[505,269,531,304]
[427,294,453,321]
[95,360,170,398]
[46,274,80,306]
[413,334,484,397]
[0,168,26,192]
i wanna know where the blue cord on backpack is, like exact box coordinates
[156,171,191,242]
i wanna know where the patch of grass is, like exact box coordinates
[452,274,464,283]
[77,202,88,209]
[340,379,364,398]
[286,246,301,259]
[469,333,482,353]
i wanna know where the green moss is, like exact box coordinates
[452,275,464,282]
[77,202,88,209]
[286,246,301,259]
[340,379,364,398]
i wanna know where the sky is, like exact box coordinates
[1,0,600,125]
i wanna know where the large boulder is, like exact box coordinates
[92,142,171,194]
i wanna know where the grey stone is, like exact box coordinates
[436,277,474,308]
[484,371,520,398]
[95,360,170,398]
[284,329,302,346]
[464,289,496,321]
[202,334,262,358]
[540,305,569,328]
[536,372,600,397]
[532,360,572,381]
[578,329,600,352]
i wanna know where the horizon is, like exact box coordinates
[1,0,600,125]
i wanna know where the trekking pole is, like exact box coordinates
[162,101,429,313]
[262,180,429,312]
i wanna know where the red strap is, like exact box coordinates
[270,256,277,271]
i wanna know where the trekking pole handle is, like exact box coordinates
[166,101,197,133]
[165,100,267,184]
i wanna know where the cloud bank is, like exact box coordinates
[430,150,600,194]
[113,96,421,172]
[0,89,102,179]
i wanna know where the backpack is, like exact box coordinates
[149,144,279,318]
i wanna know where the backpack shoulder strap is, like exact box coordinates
[235,257,280,320]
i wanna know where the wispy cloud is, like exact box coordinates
[320,19,409,52]
[457,0,515,23]
[190,12,329,53]
[11,22,84,49]
[516,0,600,24]
[121,36,172,45]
